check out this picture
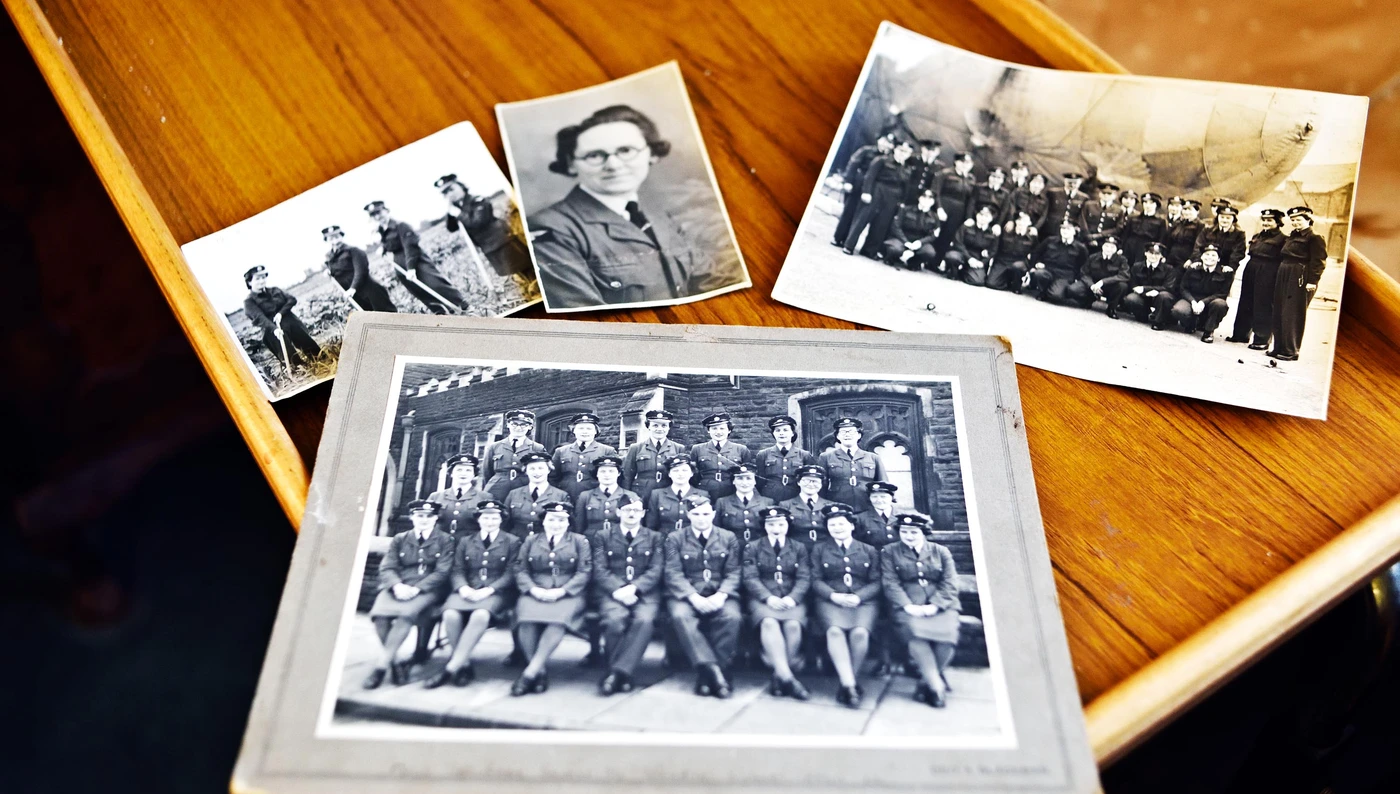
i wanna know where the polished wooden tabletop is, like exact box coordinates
[10,0,1400,765]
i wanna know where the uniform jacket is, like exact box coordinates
[810,538,883,601]
[1123,214,1168,250]
[1080,200,1125,241]
[1126,260,1178,292]
[572,486,640,535]
[714,492,777,543]
[1033,238,1089,281]
[325,245,373,292]
[503,482,573,537]
[860,155,915,196]
[1280,229,1328,286]
[481,437,548,498]
[451,530,522,593]
[779,494,836,544]
[645,485,702,533]
[378,221,423,273]
[854,509,900,548]
[1010,187,1051,232]
[663,527,742,599]
[937,172,976,220]
[243,287,299,335]
[880,541,961,610]
[1164,219,1203,263]
[903,158,945,204]
[688,441,753,494]
[515,531,592,594]
[1178,264,1236,303]
[428,486,492,539]
[840,143,882,187]
[819,446,888,512]
[889,206,940,246]
[621,438,686,498]
[742,537,811,602]
[591,525,664,601]
[445,195,512,255]
[1082,252,1130,283]
[1246,228,1288,267]
[753,444,818,502]
[997,227,1039,262]
[1046,187,1090,230]
[1193,224,1248,269]
[379,529,455,595]
[969,183,1012,222]
[953,220,1001,262]
[530,186,716,309]
[550,440,619,500]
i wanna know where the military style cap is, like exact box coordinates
[1167,195,1184,204]
[730,463,757,477]
[433,173,460,190]
[363,200,387,213]
[1260,208,1286,220]
[1097,183,1120,192]
[682,492,713,510]
[1142,192,1162,203]
[1210,197,1233,208]
[975,203,997,215]
[1059,220,1079,231]
[476,498,505,513]
[617,492,646,508]
[1010,159,1029,169]
[1183,199,1202,209]
[919,138,941,149]
[505,409,536,423]
[919,189,936,200]
[1286,206,1313,217]
[867,481,898,495]
[796,464,826,480]
[832,417,863,431]
[570,412,601,425]
[893,513,931,529]
[517,451,552,466]
[701,412,733,428]
[1200,244,1221,254]
[988,166,1006,176]
[1120,189,1139,199]
[1216,205,1239,217]
[644,409,674,422]
[321,225,342,237]
[953,151,974,163]
[407,499,441,516]
[444,453,479,471]
[1101,236,1120,247]
[1062,172,1084,180]
[539,501,572,515]
[1146,242,1167,255]
[665,455,695,470]
[768,415,797,430]
[820,503,856,520]
[243,265,267,284]
[759,506,792,521]
[592,454,624,471]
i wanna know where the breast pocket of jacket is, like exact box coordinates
[859,460,877,478]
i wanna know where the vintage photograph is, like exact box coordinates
[772,22,1369,418]
[496,63,750,313]
[318,358,1010,743]
[180,123,541,400]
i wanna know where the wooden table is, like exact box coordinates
[11,0,1400,767]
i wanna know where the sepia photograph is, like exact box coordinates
[496,62,750,313]
[772,22,1369,419]
[317,357,1012,744]
[180,123,541,401]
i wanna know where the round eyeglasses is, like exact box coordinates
[574,145,647,167]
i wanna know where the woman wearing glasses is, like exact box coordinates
[528,104,717,309]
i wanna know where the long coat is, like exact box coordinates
[1271,229,1328,358]
[550,439,619,501]
[529,186,723,309]
[379,220,465,311]
[325,244,396,312]
[445,195,531,279]
[244,287,321,363]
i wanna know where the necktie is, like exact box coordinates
[455,488,462,499]
[778,446,788,454]
[481,532,492,547]
[880,512,888,522]
[625,201,680,298]
[511,439,518,453]
[741,496,748,507]
[548,535,556,549]
[579,442,587,452]
[807,498,815,512]
[603,488,612,498]
[531,488,539,501]
[773,540,782,553]
[418,532,426,543]
[715,442,723,454]
[624,531,634,543]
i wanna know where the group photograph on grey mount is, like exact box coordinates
[232,317,1097,794]
[773,22,1368,419]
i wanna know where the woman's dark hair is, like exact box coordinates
[549,104,671,175]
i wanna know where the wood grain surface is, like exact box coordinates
[9,0,1400,764]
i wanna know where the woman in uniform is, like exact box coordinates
[812,504,882,707]
[363,500,454,689]
[881,514,962,708]
[1268,206,1329,361]
[242,265,322,371]
[1121,192,1167,266]
[511,502,592,695]
[434,173,532,281]
[572,455,639,538]
[482,409,547,500]
[1242,209,1288,350]
[425,499,522,688]
[427,453,490,547]
[503,451,572,538]
[743,506,812,701]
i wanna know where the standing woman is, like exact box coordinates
[1243,209,1288,350]
[843,139,916,259]
[743,507,812,701]
[434,173,532,281]
[1121,192,1167,266]
[482,409,547,500]
[363,500,454,688]
[425,499,522,688]
[242,265,322,370]
[1268,206,1329,361]
[881,514,962,708]
[811,504,882,708]
[428,453,490,547]
[511,502,592,695]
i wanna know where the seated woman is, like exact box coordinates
[743,506,812,701]
[811,504,882,707]
[880,514,962,708]
[511,502,592,695]
[424,499,521,688]
[364,500,453,688]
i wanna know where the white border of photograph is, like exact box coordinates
[496,62,751,314]
[771,21,1368,419]
[313,355,1016,750]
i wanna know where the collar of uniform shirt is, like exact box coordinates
[903,537,926,553]
[580,185,639,219]
[544,528,569,546]
[417,527,434,541]
[480,528,499,544]
[693,527,711,542]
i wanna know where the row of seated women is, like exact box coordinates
[365,489,965,710]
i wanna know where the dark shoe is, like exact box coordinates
[1225,335,1249,343]
[1105,306,1119,319]
[709,665,733,699]
[362,667,386,689]
[769,674,784,696]
[617,672,634,693]
[533,673,549,694]
[913,683,930,704]
[451,666,475,687]
[1248,342,1269,350]
[839,685,862,708]
[785,678,811,701]
[423,670,450,689]
[1200,332,1214,343]
[600,671,623,696]
[841,248,855,256]
[510,673,535,697]
[579,648,602,668]
[928,684,948,708]
[855,682,866,699]
[694,665,713,697]
[1151,323,1165,331]
[870,661,889,677]
[388,662,407,686]
[1274,353,1299,361]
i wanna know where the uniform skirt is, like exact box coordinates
[892,607,961,644]
[814,599,879,632]
[746,599,808,629]
[441,591,513,621]
[369,588,443,620]
[514,592,586,632]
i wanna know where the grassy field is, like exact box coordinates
[225,269,352,398]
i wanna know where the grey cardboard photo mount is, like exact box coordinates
[232,314,1099,793]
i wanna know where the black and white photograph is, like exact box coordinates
[772,22,1369,419]
[496,62,750,313]
[320,358,1011,743]
[180,123,541,401]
